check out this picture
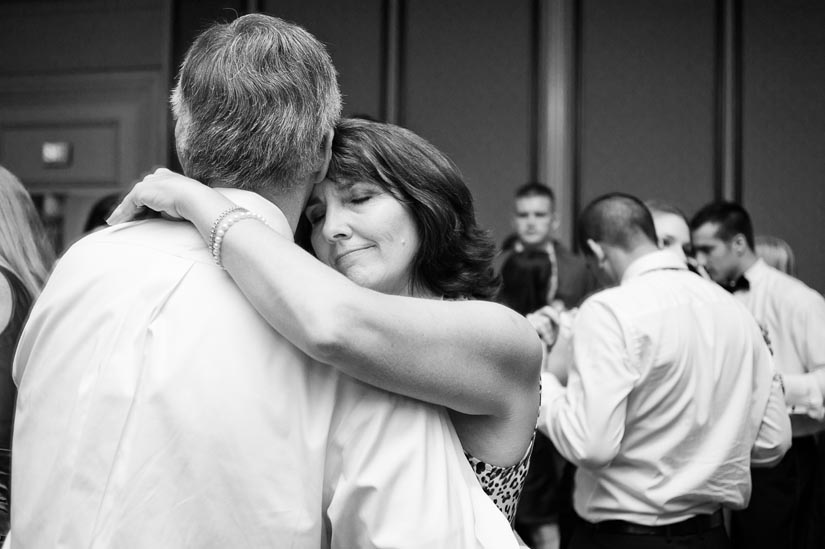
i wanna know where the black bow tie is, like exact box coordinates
[725,276,750,293]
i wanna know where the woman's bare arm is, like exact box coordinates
[110,170,542,418]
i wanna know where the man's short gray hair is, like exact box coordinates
[173,14,342,191]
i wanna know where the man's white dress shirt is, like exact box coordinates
[735,258,825,430]
[539,251,790,526]
[11,189,516,549]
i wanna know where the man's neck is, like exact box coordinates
[734,251,759,280]
[613,242,660,281]
[255,180,313,234]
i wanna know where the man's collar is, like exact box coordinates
[215,188,293,241]
[742,257,767,281]
[621,249,687,284]
[723,257,766,292]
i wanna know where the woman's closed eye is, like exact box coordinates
[349,193,373,205]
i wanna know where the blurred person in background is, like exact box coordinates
[645,200,692,262]
[0,165,55,543]
[498,183,600,313]
[692,201,825,549]
[645,199,705,277]
[755,234,796,277]
[539,193,790,549]
[496,182,600,549]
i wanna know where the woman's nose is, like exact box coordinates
[321,207,352,242]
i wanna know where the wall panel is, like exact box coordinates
[741,0,825,291]
[405,0,532,243]
[578,0,717,218]
[0,0,166,73]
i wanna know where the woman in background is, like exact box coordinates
[755,235,796,276]
[109,118,542,527]
[0,165,55,542]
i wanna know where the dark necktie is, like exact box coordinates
[725,276,750,293]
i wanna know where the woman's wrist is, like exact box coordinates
[184,187,239,243]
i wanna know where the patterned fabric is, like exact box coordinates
[465,381,541,524]
[465,432,535,524]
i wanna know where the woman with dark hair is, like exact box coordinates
[498,250,555,316]
[109,118,541,525]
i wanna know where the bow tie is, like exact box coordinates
[725,276,750,293]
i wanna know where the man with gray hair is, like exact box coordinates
[11,14,516,548]
[537,193,791,548]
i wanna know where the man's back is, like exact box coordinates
[543,252,781,524]
[12,193,517,548]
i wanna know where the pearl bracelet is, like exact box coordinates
[208,206,245,248]
[209,208,269,268]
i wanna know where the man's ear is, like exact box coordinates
[586,238,605,262]
[312,129,334,184]
[731,233,748,255]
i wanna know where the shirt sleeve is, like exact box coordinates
[751,373,793,467]
[783,290,825,419]
[324,385,518,549]
[538,299,639,469]
[796,292,825,372]
[782,371,825,419]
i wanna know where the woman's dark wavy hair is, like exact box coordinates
[325,118,500,299]
[498,250,553,315]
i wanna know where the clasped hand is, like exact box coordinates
[526,305,561,348]
[527,305,577,386]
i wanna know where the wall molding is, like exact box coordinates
[0,70,168,192]
[535,0,577,247]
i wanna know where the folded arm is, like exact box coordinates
[220,221,540,417]
[782,370,825,420]
[782,295,825,424]
[538,300,636,469]
[751,374,792,467]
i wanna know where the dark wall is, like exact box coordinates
[578,0,717,215]
[741,0,825,289]
[404,0,532,244]
[0,0,166,74]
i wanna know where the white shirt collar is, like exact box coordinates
[743,257,768,283]
[621,249,688,284]
[215,188,293,241]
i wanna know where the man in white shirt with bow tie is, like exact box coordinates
[692,200,825,549]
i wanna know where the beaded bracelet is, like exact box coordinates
[209,208,269,268]
[208,206,245,248]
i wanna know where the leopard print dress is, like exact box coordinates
[463,382,541,523]
[464,431,536,523]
